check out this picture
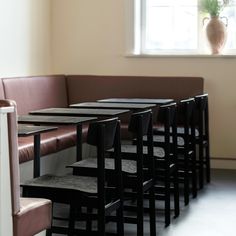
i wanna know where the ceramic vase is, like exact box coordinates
[204,16,227,55]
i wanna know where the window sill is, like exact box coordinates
[125,53,236,58]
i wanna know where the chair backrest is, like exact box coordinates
[87,117,119,150]
[178,98,195,124]
[158,103,177,128]
[157,103,177,163]
[194,94,209,137]
[87,117,122,200]
[0,100,20,215]
[128,109,152,136]
[128,110,154,180]
[178,98,196,151]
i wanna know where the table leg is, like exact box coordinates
[34,134,41,178]
[76,124,82,161]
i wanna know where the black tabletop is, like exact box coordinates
[18,125,57,137]
[18,115,97,125]
[97,98,174,105]
[70,102,156,110]
[29,108,130,117]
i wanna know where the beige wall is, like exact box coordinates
[0,0,52,77]
[52,0,236,167]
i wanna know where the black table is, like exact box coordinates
[18,125,57,178]
[70,102,156,110]
[18,115,97,164]
[29,107,130,117]
[97,98,174,105]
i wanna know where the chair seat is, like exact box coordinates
[143,135,185,146]
[154,126,199,137]
[70,157,137,174]
[22,174,98,194]
[118,145,165,158]
[13,197,51,236]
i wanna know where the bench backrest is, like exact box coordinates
[66,75,204,104]
[0,100,20,215]
[2,75,68,115]
[0,79,5,99]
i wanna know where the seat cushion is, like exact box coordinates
[13,197,52,236]
[120,145,165,158]
[22,174,98,194]
[70,157,137,174]
[18,133,57,163]
[143,135,185,146]
[154,126,199,137]
[18,125,89,163]
[56,124,89,151]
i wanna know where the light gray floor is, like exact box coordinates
[53,169,236,236]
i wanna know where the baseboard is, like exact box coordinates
[211,157,236,169]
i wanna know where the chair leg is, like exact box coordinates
[191,153,198,198]
[116,206,124,236]
[199,142,204,189]
[205,144,211,183]
[98,206,105,236]
[68,204,76,236]
[183,158,190,206]
[46,229,52,236]
[137,186,144,236]
[173,170,180,218]
[86,207,93,232]
[165,172,171,227]
[149,186,156,236]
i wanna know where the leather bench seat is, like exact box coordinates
[18,132,57,164]
[18,125,89,163]
[13,197,52,236]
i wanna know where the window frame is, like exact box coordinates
[127,0,236,56]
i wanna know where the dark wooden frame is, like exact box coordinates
[21,117,124,236]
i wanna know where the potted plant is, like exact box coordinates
[200,0,230,17]
[199,0,231,54]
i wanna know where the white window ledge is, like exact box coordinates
[125,53,236,58]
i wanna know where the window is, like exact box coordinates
[130,0,236,55]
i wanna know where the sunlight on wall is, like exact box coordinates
[0,0,51,77]
[51,0,236,165]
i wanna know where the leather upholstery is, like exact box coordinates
[67,75,203,139]
[18,134,57,163]
[0,99,21,215]
[2,75,68,115]
[14,198,51,236]
[18,125,89,163]
[67,75,204,104]
[0,99,52,236]
[1,74,204,162]
[0,79,5,99]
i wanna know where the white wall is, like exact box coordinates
[51,0,236,168]
[0,0,52,77]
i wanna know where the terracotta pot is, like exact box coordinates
[204,16,227,55]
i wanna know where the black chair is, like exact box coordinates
[69,110,156,236]
[132,104,180,227]
[153,98,197,204]
[21,117,124,236]
[195,94,210,188]
[152,103,180,226]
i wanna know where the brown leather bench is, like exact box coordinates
[0,99,52,236]
[1,75,88,163]
[0,75,204,164]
